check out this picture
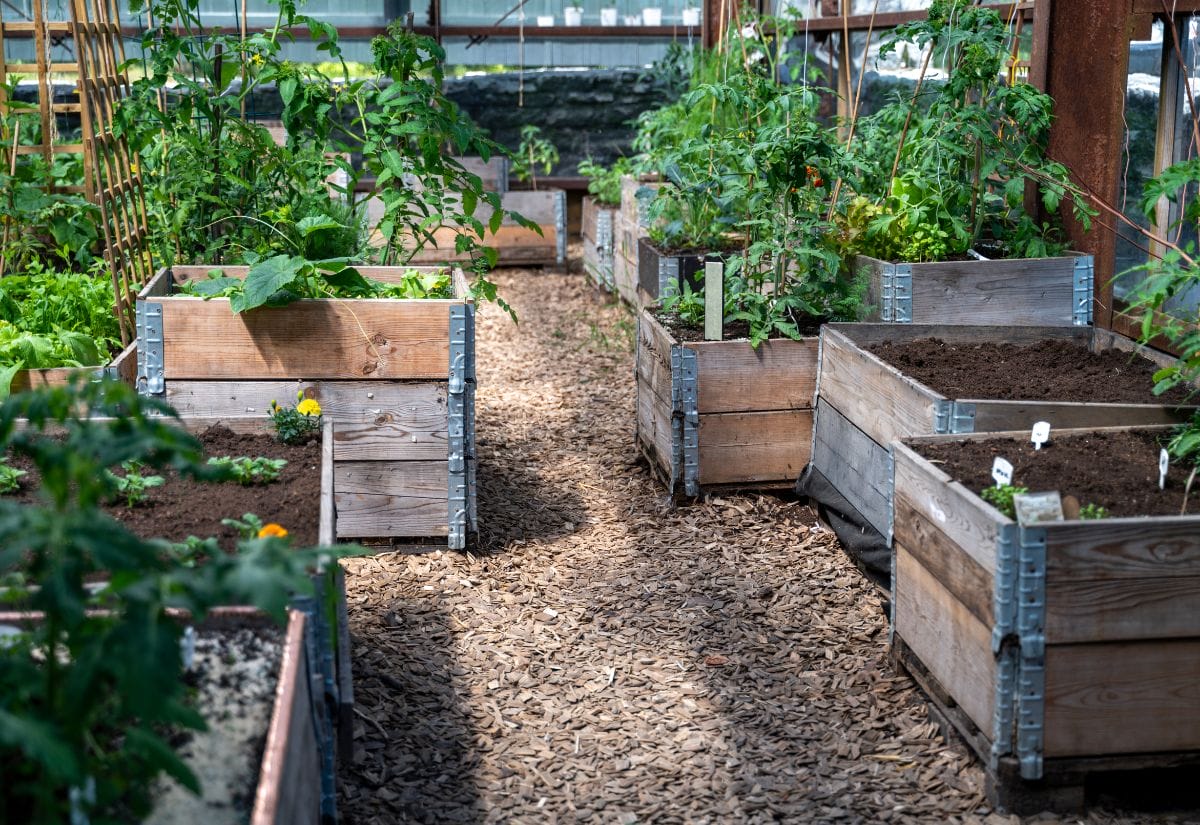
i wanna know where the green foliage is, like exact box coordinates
[848,0,1093,262]
[1078,503,1109,520]
[578,157,631,206]
[0,458,25,494]
[208,455,288,485]
[222,512,267,540]
[0,377,361,821]
[511,125,560,191]
[980,483,1028,519]
[269,391,323,445]
[105,460,166,508]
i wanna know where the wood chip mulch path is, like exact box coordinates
[337,256,1193,825]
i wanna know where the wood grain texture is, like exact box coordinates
[825,322,1088,349]
[620,175,661,227]
[817,326,941,446]
[892,494,995,628]
[334,460,448,537]
[692,336,818,414]
[156,297,450,380]
[1046,576,1200,644]
[1044,640,1200,757]
[697,409,812,485]
[636,311,675,404]
[858,254,1082,326]
[636,381,675,482]
[162,380,449,461]
[810,398,893,538]
[894,546,997,736]
[892,442,1005,573]
[970,400,1197,432]
[1042,519,1200,581]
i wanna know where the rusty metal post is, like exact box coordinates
[1041,0,1134,330]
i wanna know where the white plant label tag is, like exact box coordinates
[992,457,1013,487]
[1160,448,1170,490]
[1031,421,1051,451]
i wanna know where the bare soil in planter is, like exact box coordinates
[914,430,1196,518]
[147,619,283,825]
[867,338,1195,405]
[8,426,322,547]
[654,309,822,342]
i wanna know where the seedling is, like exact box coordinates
[105,460,165,507]
[980,483,1028,520]
[207,455,287,485]
[222,512,267,540]
[0,457,26,494]
[1078,503,1109,520]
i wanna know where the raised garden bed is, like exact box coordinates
[856,253,1094,326]
[581,195,615,291]
[635,309,816,495]
[10,339,139,394]
[635,237,717,306]
[401,189,566,267]
[611,175,662,308]
[810,323,1200,543]
[890,426,1200,813]
[135,265,477,548]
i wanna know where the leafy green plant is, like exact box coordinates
[164,535,218,569]
[980,483,1028,519]
[0,457,25,494]
[848,0,1093,262]
[0,377,360,821]
[208,455,288,485]
[105,459,166,507]
[269,391,323,445]
[511,125,559,191]
[1078,503,1109,520]
[578,157,631,206]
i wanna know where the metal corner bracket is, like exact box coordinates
[990,523,1019,767]
[934,399,976,434]
[881,263,913,323]
[135,300,165,396]
[448,304,471,550]
[1015,525,1047,780]
[658,255,681,301]
[554,190,567,267]
[669,345,700,496]
[1073,255,1094,326]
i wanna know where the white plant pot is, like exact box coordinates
[642,6,662,25]
[600,7,618,25]
[537,14,555,26]
[682,7,701,25]
[564,7,583,25]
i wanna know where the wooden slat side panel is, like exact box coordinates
[826,322,1088,349]
[636,380,675,482]
[697,409,812,485]
[167,265,453,286]
[139,266,173,298]
[1046,576,1200,644]
[692,337,818,414]
[636,312,676,403]
[158,299,450,380]
[581,196,599,243]
[162,380,449,461]
[110,340,138,385]
[407,225,557,266]
[810,398,893,538]
[1092,326,1183,372]
[892,442,1004,573]
[1043,519,1200,581]
[334,460,449,538]
[894,546,998,736]
[1044,640,1200,758]
[892,495,995,627]
[10,366,89,393]
[971,400,1196,432]
[817,326,940,446]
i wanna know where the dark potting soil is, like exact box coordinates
[867,337,1196,406]
[654,310,823,343]
[8,426,322,548]
[914,430,1196,518]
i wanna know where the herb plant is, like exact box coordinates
[208,456,288,485]
[0,458,25,493]
[579,157,632,206]
[0,377,358,821]
[105,460,166,507]
[270,392,323,445]
[980,483,1028,519]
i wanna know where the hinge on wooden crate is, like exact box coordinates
[554,190,567,267]
[880,264,913,323]
[634,185,654,227]
[448,305,470,550]
[991,645,1019,768]
[885,447,896,548]
[1016,526,1047,780]
[990,523,1020,767]
[659,256,681,301]
[497,156,510,195]
[669,346,684,494]
[934,400,976,434]
[679,348,700,497]
[1073,255,1094,326]
[993,524,1018,649]
[135,300,165,396]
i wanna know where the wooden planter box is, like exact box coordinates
[10,340,138,394]
[891,430,1200,813]
[812,323,1199,542]
[611,175,662,307]
[581,195,616,291]
[403,189,565,267]
[635,309,816,495]
[636,236,715,306]
[856,253,1094,326]
[135,265,477,548]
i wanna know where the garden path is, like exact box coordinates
[336,260,1174,825]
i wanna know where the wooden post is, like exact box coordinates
[704,260,723,341]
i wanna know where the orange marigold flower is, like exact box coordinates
[258,523,289,539]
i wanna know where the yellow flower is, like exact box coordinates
[296,398,321,417]
[251,53,265,67]
[258,523,288,539]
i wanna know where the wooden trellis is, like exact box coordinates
[0,0,152,345]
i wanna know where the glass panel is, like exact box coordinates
[439,0,703,27]
[851,0,931,13]
[1115,20,1162,299]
